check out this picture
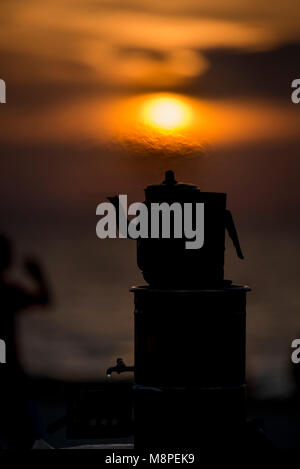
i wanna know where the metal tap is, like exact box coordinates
[106,358,134,378]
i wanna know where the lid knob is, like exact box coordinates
[163,170,177,185]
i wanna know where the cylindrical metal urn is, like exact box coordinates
[131,285,250,449]
[107,170,251,449]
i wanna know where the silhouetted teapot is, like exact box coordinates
[108,170,243,288]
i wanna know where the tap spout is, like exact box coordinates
[106,358,134,378]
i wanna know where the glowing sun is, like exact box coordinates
[141,95,192,131]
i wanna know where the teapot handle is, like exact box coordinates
[225,210,244,259]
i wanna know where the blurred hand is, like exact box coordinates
[24,259,45,281]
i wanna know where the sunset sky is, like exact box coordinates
[1,0,300,395]
[1,0,300,147]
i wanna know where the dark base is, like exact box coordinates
[133,385,247,449]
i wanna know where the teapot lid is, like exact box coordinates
[145,170,200,202]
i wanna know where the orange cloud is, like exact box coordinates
[0,0,285,90]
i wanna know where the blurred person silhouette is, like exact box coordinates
[0,234,51,449]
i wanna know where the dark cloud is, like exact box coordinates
[188,43,300,99]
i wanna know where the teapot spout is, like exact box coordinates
[107,195,131,238]
[107,196,120,228]
[107,195,119,210]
